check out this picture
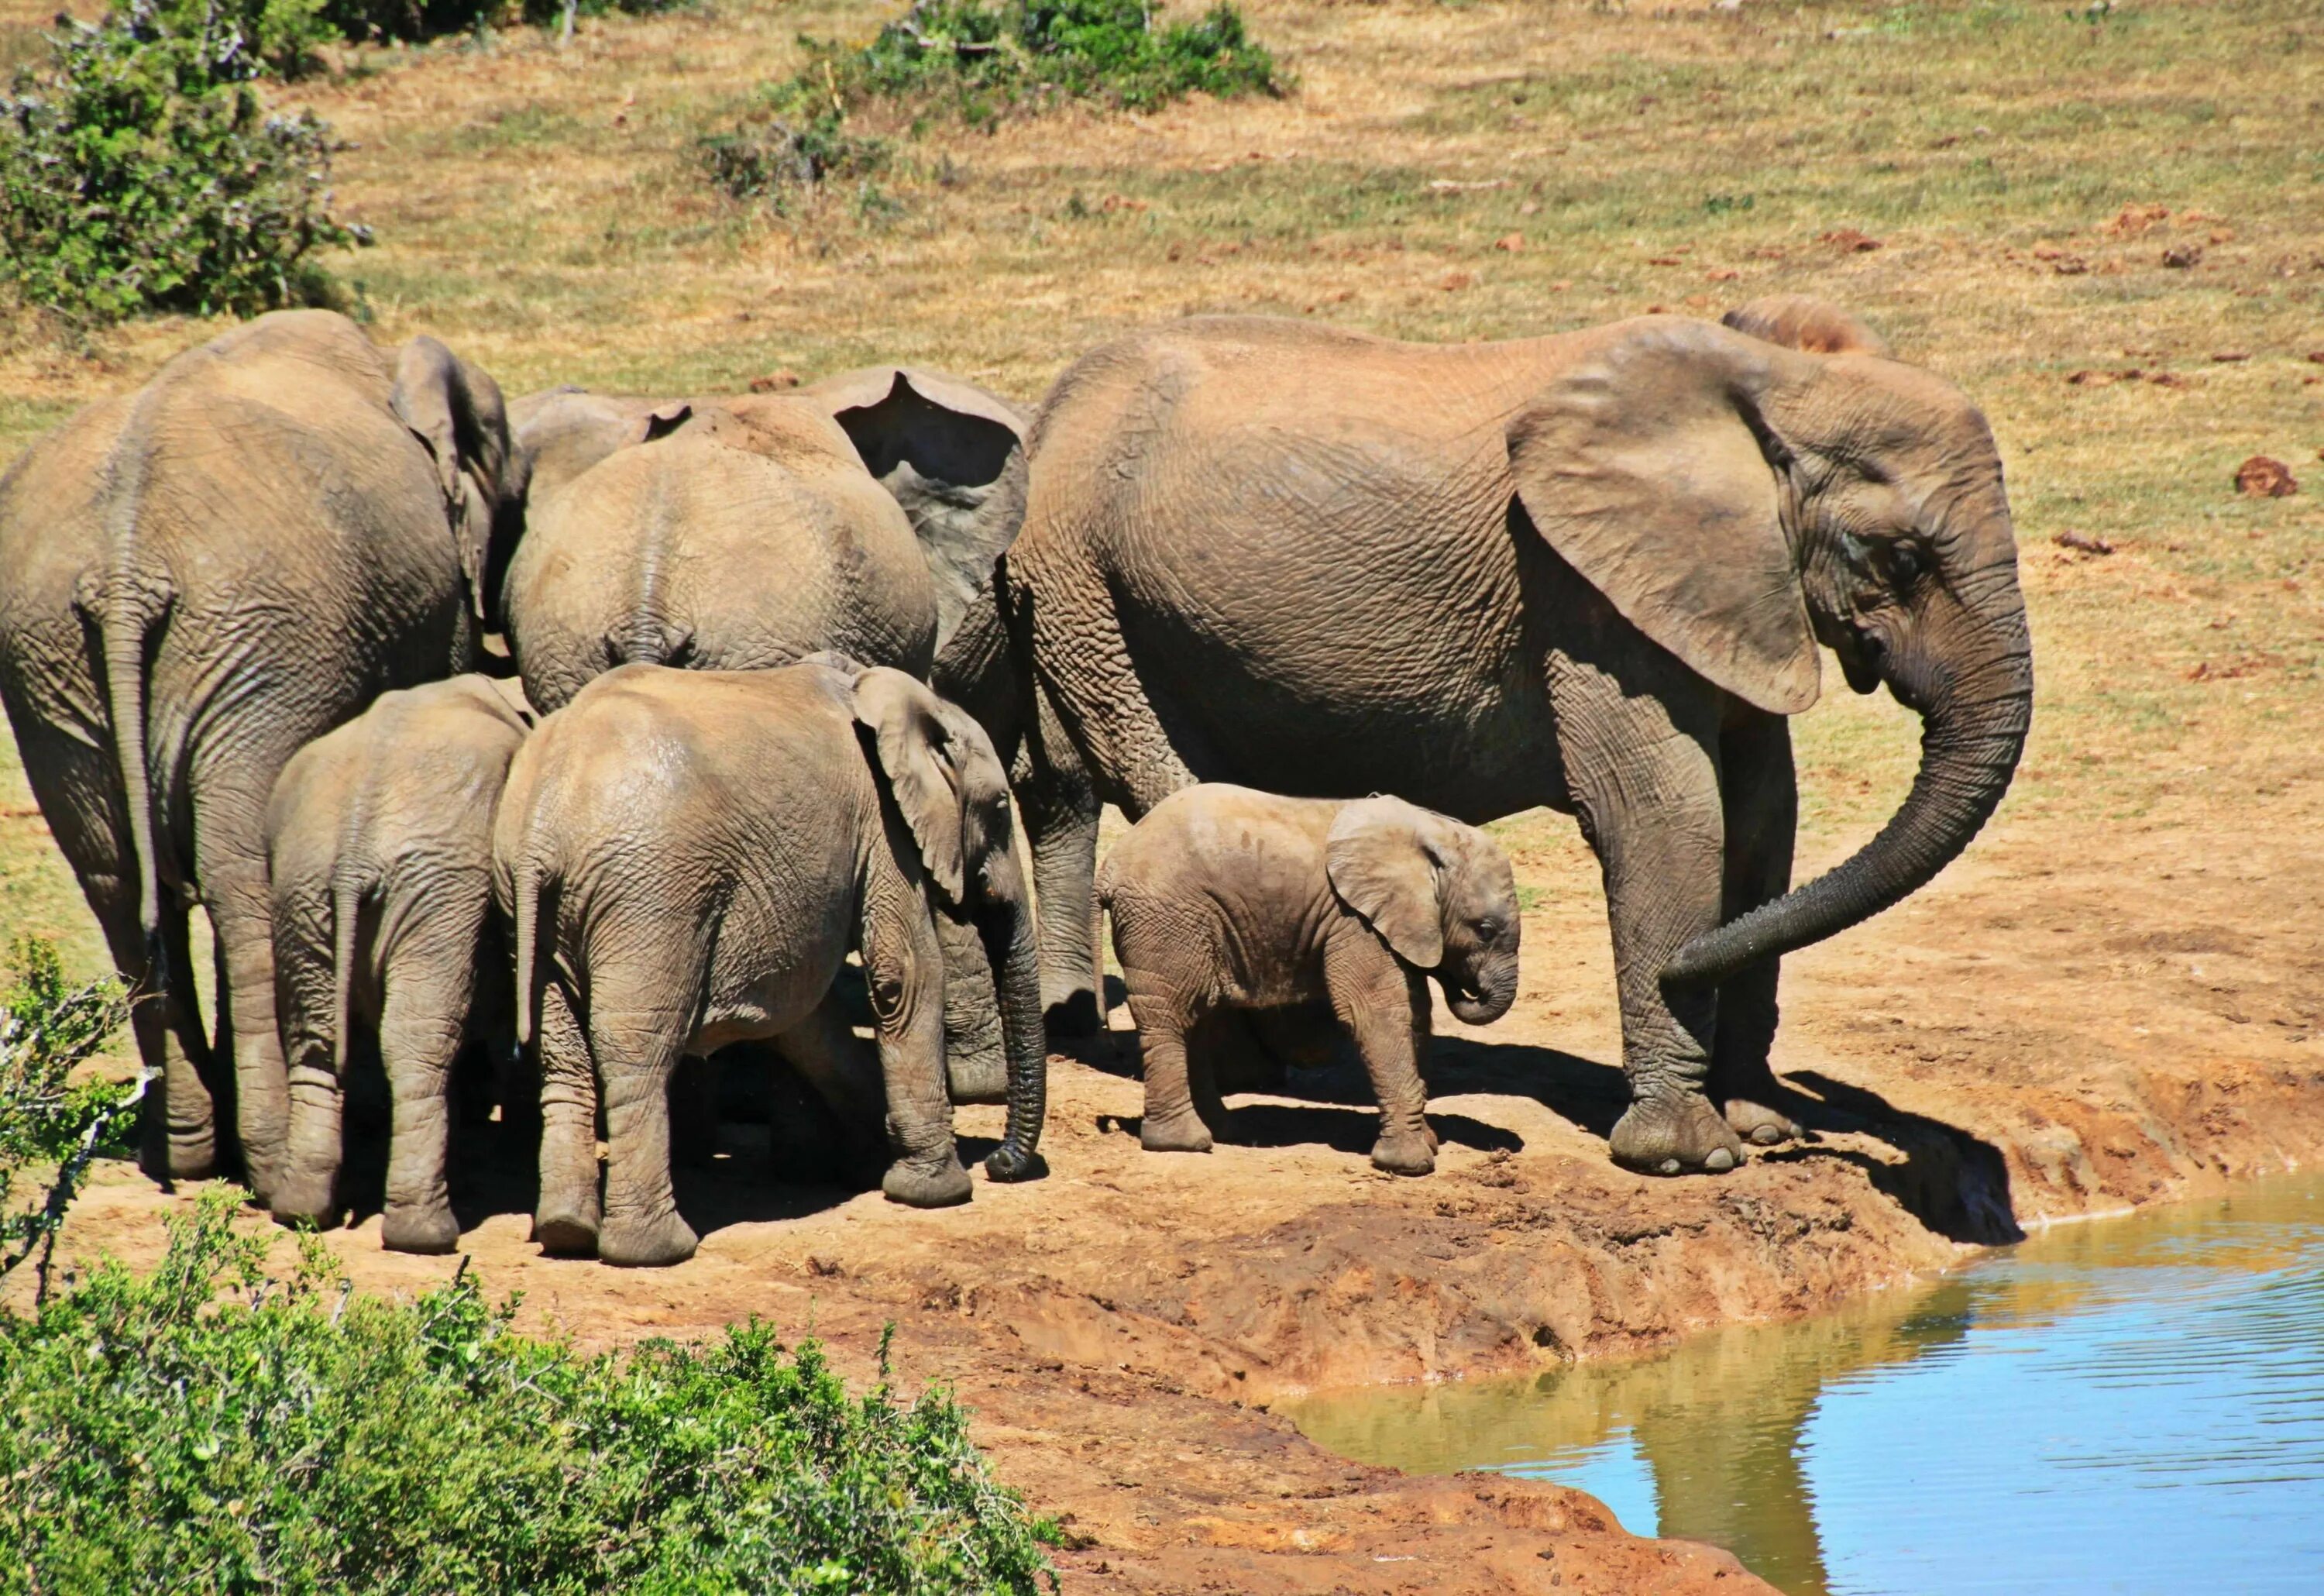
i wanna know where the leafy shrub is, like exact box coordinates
[0,0,368,325]
[0,1192,1060,1594]
[0,940,135,1297]
[701,108,893,211]
[796,0,1284,124]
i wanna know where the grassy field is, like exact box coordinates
[3,0,2321,985]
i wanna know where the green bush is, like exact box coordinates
[0,940,136,1298]
[0,1192,1060,1594]
[796,0,1284,124]
[0,0,368,325]
[700,108,893,211]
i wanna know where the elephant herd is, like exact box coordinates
[0,291,2032,1266]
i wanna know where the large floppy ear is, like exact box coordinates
[509,390,691,512]
[853,666,967,904]
[1507,319,1820,715]
[394,336,513,622]
[1721,294,1893,358]
[808,368,1030,644]
[1325,796,1446,971]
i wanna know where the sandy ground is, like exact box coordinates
[28,759,2324,1594]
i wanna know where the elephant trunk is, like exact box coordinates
[1664,593,2032,987]
[979,879,1048,1182]
[1445,951,1519,1027]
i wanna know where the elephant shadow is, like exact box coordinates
[1761,1069,2022,1245]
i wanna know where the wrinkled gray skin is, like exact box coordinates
[0,312,516,1199]
[947,298,2033,1177]
[502,373,1031,1105]
[1098,786,1520,1175]
[265,675,535,1253]
[492,659,1046,1268]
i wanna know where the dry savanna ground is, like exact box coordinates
[4,2,2323,1589]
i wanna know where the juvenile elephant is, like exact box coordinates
[1098,786,1520,1175]
[265,674,535,1252]
[952,299,2033,1175]
[493,659,1046,1267]
[0,311,516,1195]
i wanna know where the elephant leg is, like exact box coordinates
[376,966,472,1255]
[14,713,218,1179]
[1018,683,1106,1037]
[861,863,971,1208]
[192,807,290,1203]
[1127,990,1212,1154]
[1322,937,1437,1175]
[1549,652,1744,1175]
[772,990,887,1184]
[591,1012,697,1268]
[1713,710,1805,1148]
[531,976,602,1257]
[933,901,1007,1104]
[271,899,349,1229]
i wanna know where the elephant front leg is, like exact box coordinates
[531,978,603,1257]
[1323,937,1437,1176]
[933,903,1007,1104]
[1712,710,1806,1148]
[1551,655,1745,1175]
[1017,700,1106,1040]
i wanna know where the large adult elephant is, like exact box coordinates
[0,311,516,1195]
[951,301,2033,1175]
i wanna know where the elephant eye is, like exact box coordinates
[1888,541,1925,586]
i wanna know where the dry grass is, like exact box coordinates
[4,0,2322,982]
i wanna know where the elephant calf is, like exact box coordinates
[1098,786,1521,1175]
[493,659,1046,1268]
[266,675,535,1252]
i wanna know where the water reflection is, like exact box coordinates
[1288,1177,2324,1595]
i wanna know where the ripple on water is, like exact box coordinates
[1287,1176,2324,1596]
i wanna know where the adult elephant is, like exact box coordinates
[953,300,2033,1175]
[0,311,516,1195]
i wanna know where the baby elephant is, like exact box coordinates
[1098,786,1521,1175]
[266,675,534,1251]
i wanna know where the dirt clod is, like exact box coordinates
[2163,244,2203,269]
[2234,456,2298,497]
[748,370,801,392]
[2054,530,2114,556]
[1818,228,1882,252]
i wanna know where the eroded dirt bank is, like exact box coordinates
[33,796,2324,1594]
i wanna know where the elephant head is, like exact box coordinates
[847,663,1047,1182]
[1505,303,2033,986]
[806,368,1029,648]
[390,337,520,628]
[1325,796,1522,1026]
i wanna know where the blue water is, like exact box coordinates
[1287,1176,2324,1594]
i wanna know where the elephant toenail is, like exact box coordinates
[1705,1147,1735,1172]
[1658,1157,1681,1175]
[1752,1125,1783,1146]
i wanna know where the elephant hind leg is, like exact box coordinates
[192,805,290,1204]
[376,967,473,1256]
[1710,710,1805,1148]
[531,975,602,1257]
[589,1006,700,1268]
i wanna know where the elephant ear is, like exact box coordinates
[854,666,968,904]
[808,368,1030,645]
[1325,796,1446,971]
[1506,319,1820,715]
[1721,294,1893,358]
[394,336,514,622]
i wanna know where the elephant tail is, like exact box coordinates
[95,574,172,979]
[511,851,543,1050]
[329,870,364,1076]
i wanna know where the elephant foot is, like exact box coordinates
[268,1173,341,1230]
[1721,1094,1804,1147]
[1610,1094,1745,1176]
[882,1157,973,1209]
[599,1208,700,1268]
[532,1199,601,1258]
[1044,990,1105,1042]
[144,1132,220,1187]
[1370,1124,1438,1177]
[382,1203,460,1256]
[1140,1106,1214,1155]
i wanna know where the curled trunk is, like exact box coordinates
[978,890,1048,1181]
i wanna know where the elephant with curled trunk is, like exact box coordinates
[0,311,517,1197]
[1100,786,1521,1175]
[948,298,2033,1176]
[492,658,1046,1268]
[266,674,535,1253]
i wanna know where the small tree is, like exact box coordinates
[0,940,136,1300]
[0,0,369,326]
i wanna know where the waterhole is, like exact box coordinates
[1287,1175,2324,1594]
